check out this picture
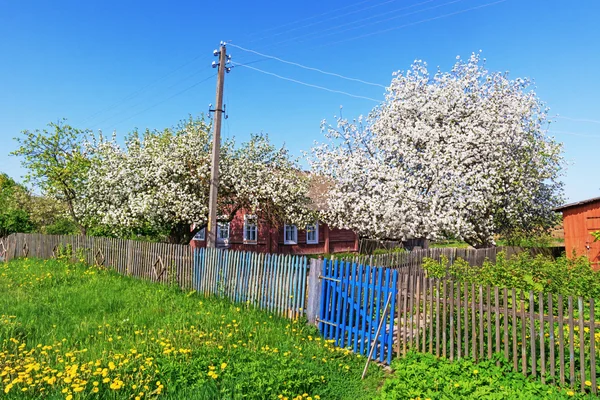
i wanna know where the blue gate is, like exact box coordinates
[318,259,398,364]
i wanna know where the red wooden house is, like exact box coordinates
[555,196,600,269]
[190,217,357,255]
[190,176,358,255]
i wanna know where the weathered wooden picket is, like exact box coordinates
[193,248,308,318]
[397,267,599,394]
[318,259,398,364]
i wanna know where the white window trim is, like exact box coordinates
[193,227,206,241]
[243,214,258,245]
[306,221,319,244]
[217,222,230,246]
[284,224,298,245]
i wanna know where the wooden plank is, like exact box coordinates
[486,286,492,359]
[443,279,448,359]
[548,294,556,384]
[456,281,461,359]
[578,297,585,392]
[512,288,518,372]
[397,265,404,356]
[435,279,441,358]
[539,293,546,384]
[464,282,469,359]
[558,294,566,386]
[590,298,597,395]
[408,269,415,351]
[495,287,501,358]
[503,288,509,361]
[415,271,421,352]
[429,278,434,354]
[568,296,575,388]
[444,280,460,361]
[472,283,477,361]
[520,291,527,375]
[529,291,536,377]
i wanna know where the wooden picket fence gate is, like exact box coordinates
[397,267,599,394]
[193,247,308,318]
[318,259,399,364]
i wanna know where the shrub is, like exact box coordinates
[423,252,600,299]
[378,352,592,399]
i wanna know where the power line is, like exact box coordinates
[233,63,381,103]
[555,116,600,125]
[320,0,508,47]
[263,0,453,49]
[78,54,204,125]
[548,130,600,138]
[98,74,217,131]
[229,43,385,88]
[89,67,212,129]
[243,0,392,43]
[246,0,401,44]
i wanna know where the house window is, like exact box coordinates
[193,227,206,241]
[284,224,298,245]
[306,222,319,244]
[217,222,230,245]
[243,215,257,244]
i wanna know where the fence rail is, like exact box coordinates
[343,246,564,269]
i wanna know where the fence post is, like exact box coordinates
[306,257,323,326]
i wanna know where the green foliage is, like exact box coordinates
[497,232,561,248]
[423,252,600,298]
[0,173,34,236]
[11,120,90,234]
[592,231,600,242]
[373,247,406,256]
[378,352,590,399]
[0,258,382,399]
[430,240,471,249]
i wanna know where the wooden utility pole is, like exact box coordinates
[207,43,229,248]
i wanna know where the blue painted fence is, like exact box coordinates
[319,259,398,364]
[193,247,309,319]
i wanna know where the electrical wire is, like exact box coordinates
[263,0,455,49]
[319,0,508,47]
[233,63,381,103]
[246,0,401,44]
[78,54,204,125]
[555,116,600,125]
[99,74,217,130]
[548,130,600,138]
[89,67,213,129]
[228,43,385,88]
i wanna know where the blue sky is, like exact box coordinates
[1,0,599,202]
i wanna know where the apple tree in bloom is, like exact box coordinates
[310,53,564,248]
[80,116,313,243]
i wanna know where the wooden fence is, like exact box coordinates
[193,248,308,319]
[318,259,398,364]
[397,266,599,394]
[343,246,565,269]
[1,233,309,319]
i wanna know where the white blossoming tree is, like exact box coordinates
[80,116,314,243]
[310,53,564,248]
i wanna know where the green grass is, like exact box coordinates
[429,241,471,249]
[378,352,597,399]
[0,258,383,399]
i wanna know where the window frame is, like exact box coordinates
[216,222,230,245]
[284,224,298,245]
[243,215,258,245]
[193,227,206,241]
[306,221,319,244]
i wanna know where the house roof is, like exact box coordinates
[554,196,600,212]
[306,174,332,212]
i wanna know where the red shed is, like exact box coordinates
[555,196,600,269]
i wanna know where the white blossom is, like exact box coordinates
[309,53,564,247]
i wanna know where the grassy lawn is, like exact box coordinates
[0,258,383,399]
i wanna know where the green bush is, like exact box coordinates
[423,252,600,299]
[378,352,592,399]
